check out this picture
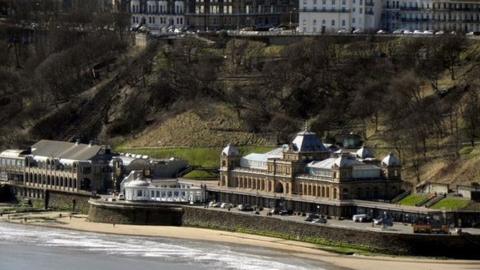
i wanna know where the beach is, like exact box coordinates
[2,211,479,270]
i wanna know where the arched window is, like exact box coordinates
[274,182,284,193]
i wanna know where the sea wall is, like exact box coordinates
[46,191,92,214]
[88,200,184,225]
[87,201,480,259]
[181,207,480,258]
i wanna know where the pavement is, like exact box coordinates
[194,204,480,235]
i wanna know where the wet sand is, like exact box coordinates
[2,211,479,270]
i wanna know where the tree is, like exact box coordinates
[462,89,480,147]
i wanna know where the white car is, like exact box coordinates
[435,30,445,35]
[413,30,423,35]
[352,29,363,34]
[377,29,387,34]
[392,29,403,34]
[403,30,413,35]
[352,214,371,222]
[466,31,475,36]
[423,30,433,35]
[337,29,348,34]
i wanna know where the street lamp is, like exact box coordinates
[289,8,297,31]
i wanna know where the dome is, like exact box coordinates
[382,152,401,167]
[291,130,327,152]
[356,146,373,159]
[221,144,239,156]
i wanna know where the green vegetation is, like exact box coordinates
[398,194,429,206]
[183,169,217,180]
[430,197,471,210]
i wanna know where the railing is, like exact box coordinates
[300,8,350,13]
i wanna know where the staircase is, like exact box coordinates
[391,190,410,203]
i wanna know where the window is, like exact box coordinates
[332,0,335,5]
[137,190,142,197]
[352,17,356,23]
[332,19,335,25]
[342,19,345,26]
[359,7,363,13]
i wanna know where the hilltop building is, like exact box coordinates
[299,0,480,33]
[218,127,403,210]
[127,0,298,31]
[299,0,382,33]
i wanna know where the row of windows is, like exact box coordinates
[304,0,365,6]
[25,173,78,189]
[0,158,24,168]
[389,2,480,10]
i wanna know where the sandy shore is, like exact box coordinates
[2,211,479,270]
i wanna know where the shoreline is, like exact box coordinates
[2,211,480,270]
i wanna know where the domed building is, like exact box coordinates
[218,127,404,211]
[121,170,205,203]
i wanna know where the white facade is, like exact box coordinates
[131,0,185,31]
[121,171,205,203]
[382,0,480,32]
[299,0,382,33]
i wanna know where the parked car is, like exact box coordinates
[279,209,292,216]
[209,201,221,208]
[337,29,348,34]
[269,208,280,215]
[413,30,423,35]
[373,218,383,225]
[352,214,371,222]
[312,217,327,224]
[423,30,433,35]
[376,29,387,34]
[435,30,445,35]
[238,204,253,211]
[221,203,233,209]
[352,29,363,34]
[304,213,320,222]
[392,29,403,34]
[118,194,125,201]
[403,30,413,35]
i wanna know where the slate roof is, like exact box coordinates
[381,152,401,166]
[291,131,328,152]
[30,140,105,161]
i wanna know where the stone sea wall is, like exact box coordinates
[87,201,480,259]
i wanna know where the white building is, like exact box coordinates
[131,0,185,32]
[382,0,480,32]
[299,0,382,33]
[121,170,205,203]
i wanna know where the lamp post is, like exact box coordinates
[289,8,297,31]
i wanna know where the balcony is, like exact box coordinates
[365,1,374,7]
[300,8,350,13]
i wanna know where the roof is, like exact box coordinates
[356,146,373,159]
[381,152,401,166]
[0,149,26,159]
[307,155,369,169]
[30,140,105,161]
[242,153,268,163]
[291,130,328,152]
[221,144,239,156]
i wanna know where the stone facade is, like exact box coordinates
[219,128,403,204]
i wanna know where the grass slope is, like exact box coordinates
[398,194,429,206]
[430,197,471,210]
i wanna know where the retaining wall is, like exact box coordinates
[87,201,480,259]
